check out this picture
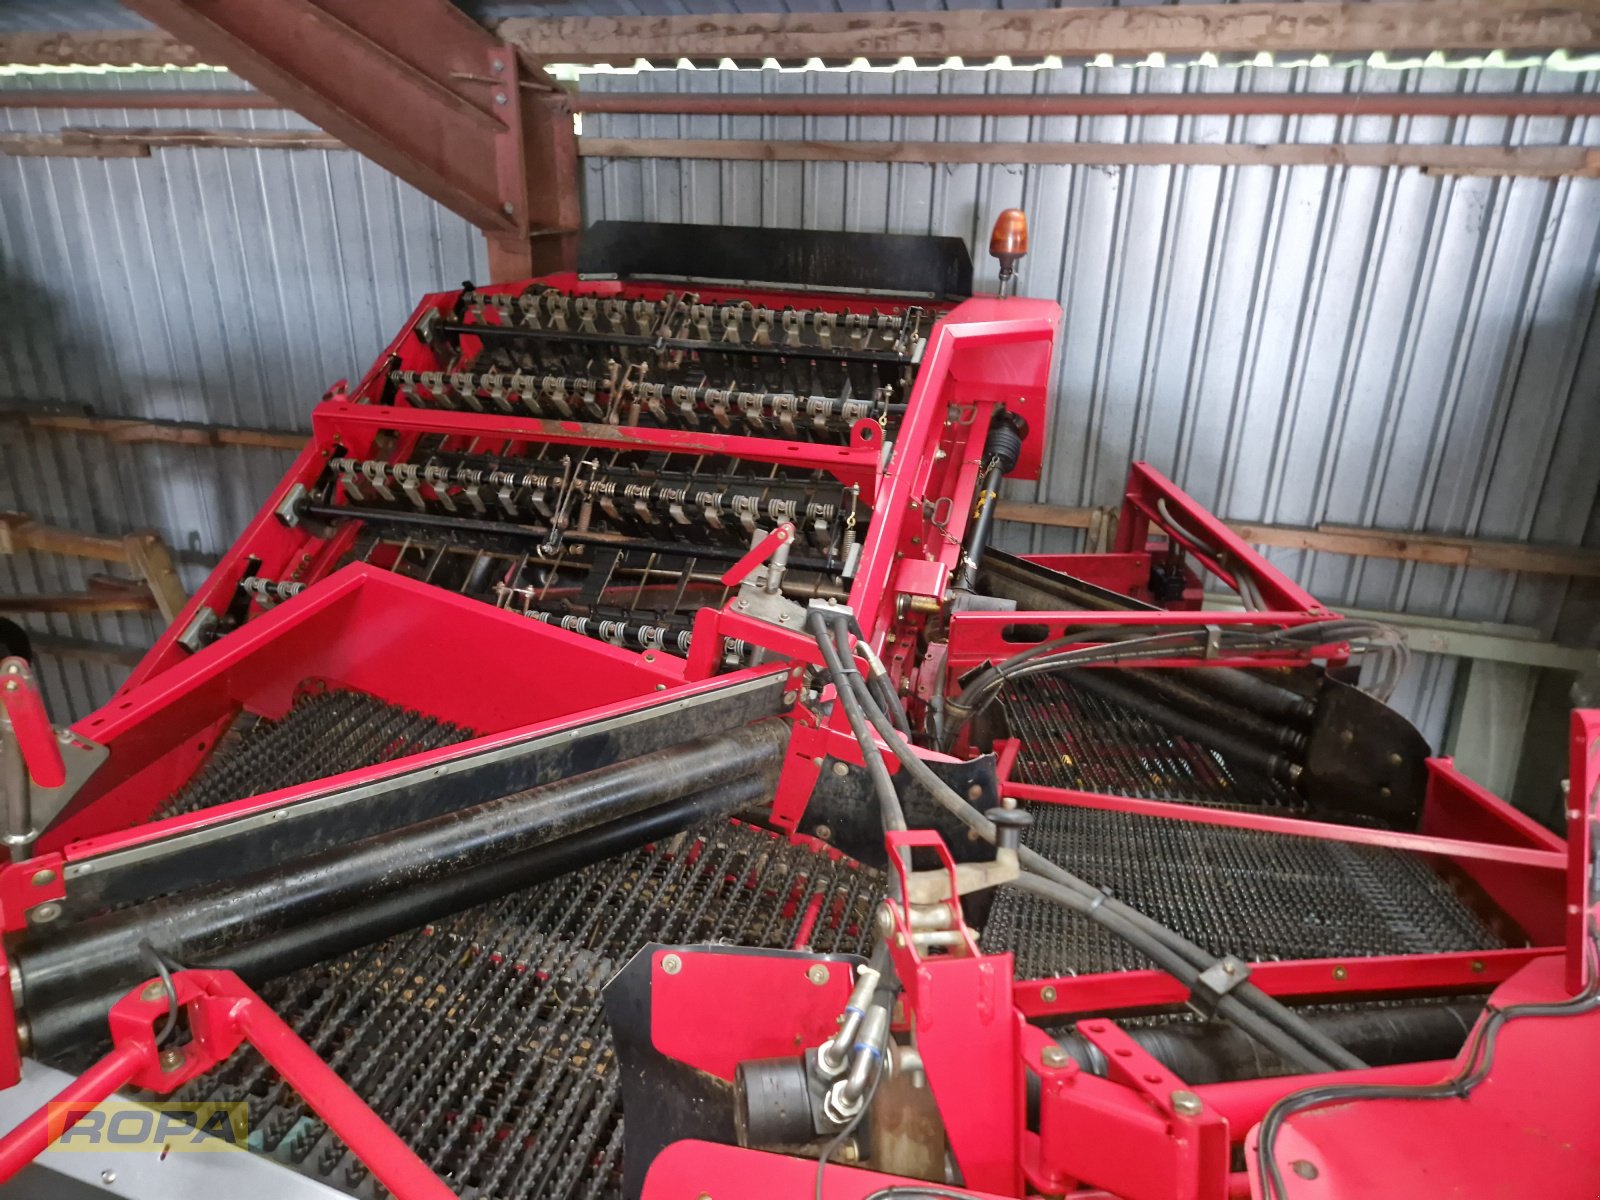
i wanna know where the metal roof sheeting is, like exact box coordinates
[0,62,1595,752]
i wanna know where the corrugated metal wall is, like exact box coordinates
[0,71,487,711]
[1,62,1597,751]
[581,62,1600,746]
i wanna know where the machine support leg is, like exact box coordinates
[0,1041,147,1183]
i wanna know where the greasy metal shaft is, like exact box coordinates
[17,719,789,1054]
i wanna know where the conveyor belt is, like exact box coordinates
[157,690,475,820]
[983,802,1504,980]
[164,819,881,1199]
[999,673,1303,811]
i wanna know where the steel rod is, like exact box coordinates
[301,501,845,574]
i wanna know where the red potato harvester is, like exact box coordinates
[0,215,1592,1200]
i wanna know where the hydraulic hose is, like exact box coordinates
[821,612,1363,1073]
[808,610,909,896]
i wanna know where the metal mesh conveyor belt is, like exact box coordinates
[999,673,1303,812]
[162,820,881,1200]
[157,689,476,820]
[983,802,1505,981]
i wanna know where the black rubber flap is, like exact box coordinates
[579,220,974,298]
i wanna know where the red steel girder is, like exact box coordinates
[119,0,579,277]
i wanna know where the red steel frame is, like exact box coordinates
[946,464,1344,677]
[0,275,1061,1186]
[635,709,1600,1200]
[2,262,1588,1199]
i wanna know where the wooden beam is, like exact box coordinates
[1229,521,1600,579]
[502,3,1600,64]
[1,514,213,586]
[15,5,1600,71]
[0,409,305,452]
[0,29,202,68]
[0,590,158,616]
[29,634,148,669]
[577,139,1600,178]
[63,126,342,152]
[122,534,190,624]
[0,514,131,564]
[11,128,1594,178]
[994,502,1600,579]
[0,133,149,160]
[993,501,1097,531]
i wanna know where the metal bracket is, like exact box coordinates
[274,482,309,528]
[177,605,219,653]
[727,524,807,634]
[1187,954,1251,1019]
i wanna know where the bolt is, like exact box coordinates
[1332,965,1348,981]
[31,902,60,924]
[1471,960,1485,973]
[3,681,16,692]
[811,756,824,767]
[101,1170,117,1185]
[1040,985,1057,1003]
[814,824,833,841]
[782,690,797,706]
[1170,1089,1203,1117]
[1339,728,1354,745]
[495,92,509,106]
[1041,1045,1069,1068]
[159,1048,185,1073]
[831,761,849,777]
[661,954,682,975]
[30,868,55,887]
[1291,1160,1319,1180]
[1388,752,1404,767]
[807,964,830,986]
[837,1140,859,1164]
[966,784,984,801]
[492,58,505,72]
[875,902,896,938]
[140,981,166,1003]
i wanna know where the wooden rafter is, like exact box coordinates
[3,129,1596,179]
[994,501,1600,580]
[0,514,192,622]
[500,2,1600,64]
[8,4,1600,70]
